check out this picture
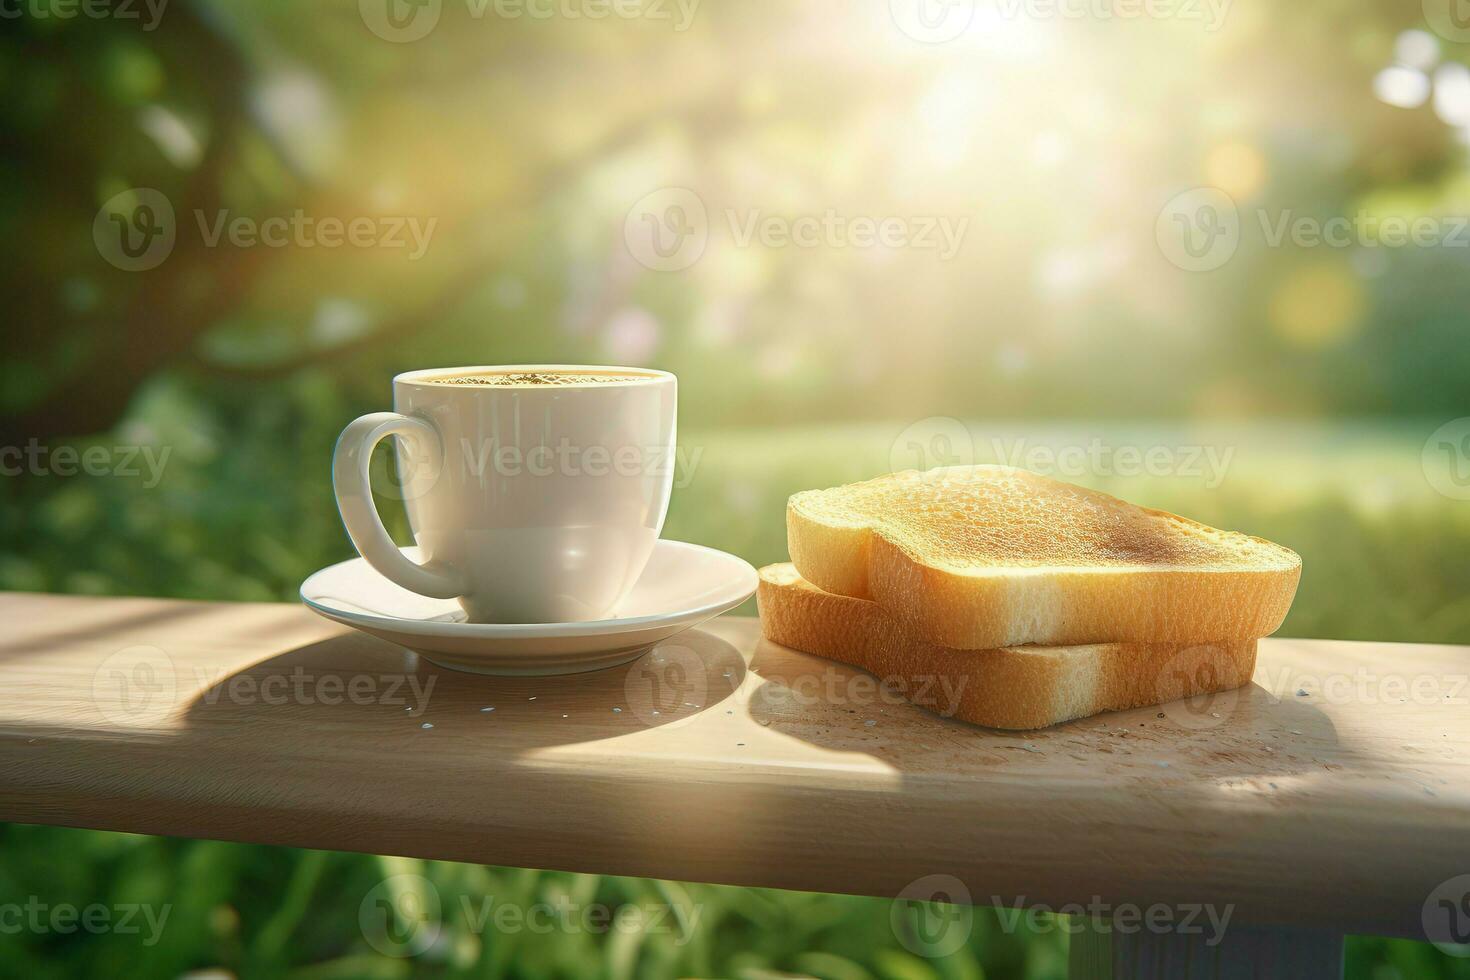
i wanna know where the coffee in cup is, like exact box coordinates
[425,370,644,387]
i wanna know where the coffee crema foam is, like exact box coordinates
[427,371,645,387]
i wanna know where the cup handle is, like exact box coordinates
[332,412,464,599]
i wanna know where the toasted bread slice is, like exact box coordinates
[757,563,1257,730]
[787,466,1300,650]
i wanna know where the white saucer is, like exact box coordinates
[300,540,758,676]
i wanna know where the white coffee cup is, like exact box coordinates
[333,365,677,624]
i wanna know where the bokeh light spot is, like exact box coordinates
[1373,66,1430,109]
[603,307,662,364]
[1394,30,1440,71]
[1433,62,1470,127]
[1204,141,1267,200]
[1270,263,1366,349]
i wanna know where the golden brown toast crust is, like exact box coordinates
[788,466,1301,649]
[757,563,1258,731]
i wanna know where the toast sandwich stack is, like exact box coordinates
[757,466,1301,730]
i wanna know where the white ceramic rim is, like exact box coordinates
[394,364,675,389]
[300,539,757,638]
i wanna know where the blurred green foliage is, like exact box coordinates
[0,823,1466,979]
[0,827,1075,980]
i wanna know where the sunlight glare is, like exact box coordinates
[1433,63,1470,127]
[1373,66,1430,109]
[1394,29,1439,72]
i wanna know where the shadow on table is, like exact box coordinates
[179,627,748,752]
[741,637,1346,783]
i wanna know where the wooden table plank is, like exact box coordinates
[0,592,1466,940]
